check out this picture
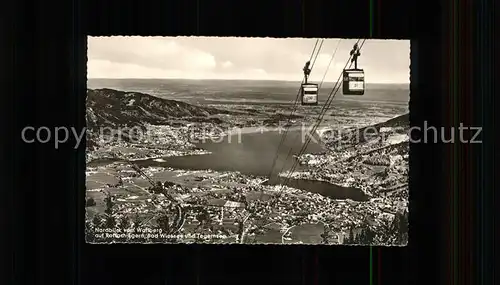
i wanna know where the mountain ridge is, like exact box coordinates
[86,88,236,130]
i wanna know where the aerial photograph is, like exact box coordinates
[85,36,410,245]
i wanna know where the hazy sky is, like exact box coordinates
[88,37,410,83]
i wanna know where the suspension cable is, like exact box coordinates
[249,39,366,243]
[273,39,366,204]
[246,40,324,239]
[273,39,343,180]
[248,39,364,244]
[319,39,342,90]
[279,39,367,191]
[266,39,324,179]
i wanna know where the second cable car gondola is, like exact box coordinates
[301,83,319,105]
[342,42,365,95]
[342,69,365,95]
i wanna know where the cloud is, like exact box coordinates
[242,68,268,80]
[87,59,181,78]
[221,61,233,68]
[88,37,216,77]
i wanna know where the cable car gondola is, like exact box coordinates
[342,43,365,95]
[342,69,365,95]
[301,83,318,105]
[301,61,318,105]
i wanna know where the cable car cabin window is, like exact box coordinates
[342,70,365,95]
[301,84,318,105]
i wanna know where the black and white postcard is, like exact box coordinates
[85,37,409,245]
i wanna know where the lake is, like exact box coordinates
[133,130,369,201]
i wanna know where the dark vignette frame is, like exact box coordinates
[2,0,495,284]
